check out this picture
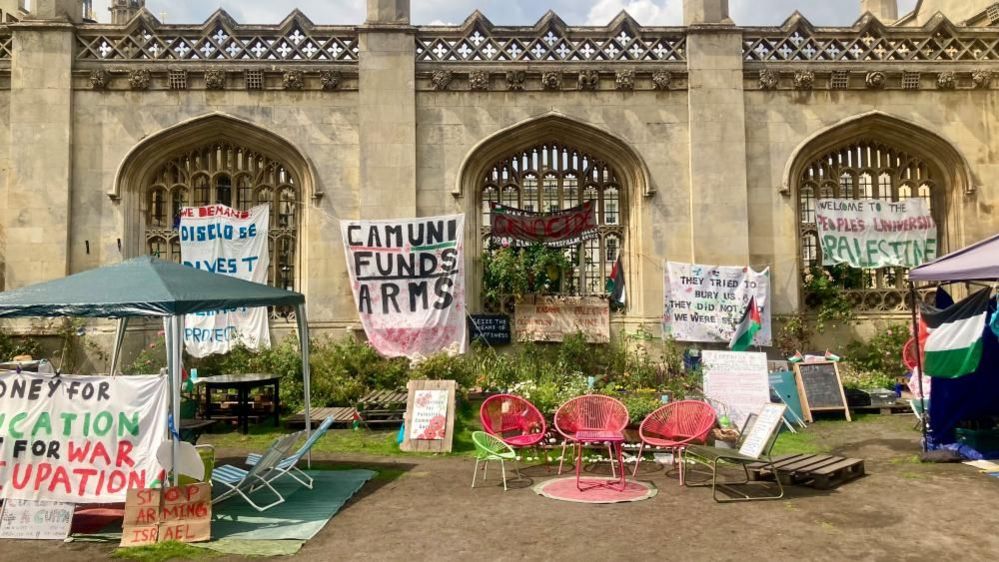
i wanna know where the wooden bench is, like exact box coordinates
[747,453,865,490]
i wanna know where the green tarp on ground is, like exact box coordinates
[70,469,375,557]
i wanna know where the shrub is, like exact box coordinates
[842,323,910,390]
[0,330,43,362]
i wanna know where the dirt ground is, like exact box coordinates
[7,415,999,561]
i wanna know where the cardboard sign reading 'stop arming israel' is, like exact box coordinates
[815,199,937,269]
[341,215,466,359]
[0,373,167,503]
[180,204,271,358]
[662,262,772,346]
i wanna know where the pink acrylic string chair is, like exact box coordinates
[480,394,547,461]
[632,400,717,480]
[554,395,629,476]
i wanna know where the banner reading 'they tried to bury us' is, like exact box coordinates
[341,215,466,359]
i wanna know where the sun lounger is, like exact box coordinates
[684,404,788,503]
[245,415,335,489]
[212,431,302,511]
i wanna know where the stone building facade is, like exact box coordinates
[0,0,997,344]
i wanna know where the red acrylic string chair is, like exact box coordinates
[480,394,547,460]
[632,400,717,480]
[554,395,629,476]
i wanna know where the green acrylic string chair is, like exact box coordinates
[471,431,522,491]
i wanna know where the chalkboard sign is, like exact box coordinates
[468,314,511,345]
[793,362,851,422]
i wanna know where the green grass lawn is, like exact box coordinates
[201,399,481,458]
[113,541,217,562]
[199,403,892,463]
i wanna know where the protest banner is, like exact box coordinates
[400,380,457,454]
[409,390,449,441]
[662,262,772,346]
[490,201,598,248]
[180,204,271,358]
[341,215,466,359]
[0,499,74,540]
[815,198,937,268]
[514,296,610,343]
[702,350,771,429]
[0,373,167,503]
[121,483,211,547]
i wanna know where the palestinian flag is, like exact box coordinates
[921,289,991,378]
[728,296,761,352]
[606,256,626,308]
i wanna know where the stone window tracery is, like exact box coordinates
[143,142,299,291]
[480,142,625,300]
[798,140,940,313]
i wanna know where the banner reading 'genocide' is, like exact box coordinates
[341,215,466,359]
[180,204,271,358]
[490,201,598,248]
[815,199,937,269]
[662,262,772,346]
[0,373,167,503]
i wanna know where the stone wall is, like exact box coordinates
[0,0,997,349]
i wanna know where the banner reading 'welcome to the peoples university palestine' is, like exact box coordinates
[815,199,937,268]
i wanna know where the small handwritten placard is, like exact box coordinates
[0,499,74,540]
[738,404,787,459]
[120,483,211,547]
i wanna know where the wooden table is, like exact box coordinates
[196,373,280,434]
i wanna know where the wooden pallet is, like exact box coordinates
[357,389,407,427]
[850,402,912,416]
[748,454,865,490]
[285,406,358,427]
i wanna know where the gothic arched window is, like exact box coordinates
[143,142,299,291]
[798,140,940,312]
[480,142,625,301]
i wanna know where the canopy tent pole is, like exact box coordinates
[909,281,929,453]
[108,317,128,376]
[166,315,184,486]
[296,303,312,468]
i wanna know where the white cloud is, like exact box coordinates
[585,0,682,26]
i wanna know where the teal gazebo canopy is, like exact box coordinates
[0,256,304,318]
[0,256,314,482]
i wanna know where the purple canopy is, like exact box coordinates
[909,233,999,282]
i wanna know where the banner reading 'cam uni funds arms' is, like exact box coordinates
[0,373,167,503]
[341,215,467,359]
[815,199,937,269]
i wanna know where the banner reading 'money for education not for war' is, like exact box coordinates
[180,204,271,358]
[342,215,466,359]
[816,199,937,268]
[0,373,167,503]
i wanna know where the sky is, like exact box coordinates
[85,0,921,26]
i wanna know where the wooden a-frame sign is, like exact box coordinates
[793,361,851,423]
[400,379,457,453]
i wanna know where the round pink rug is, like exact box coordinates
[533,477,657,504]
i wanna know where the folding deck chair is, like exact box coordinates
[684,403,787,503]
[244,415,335,489]
[212,431,302,512]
